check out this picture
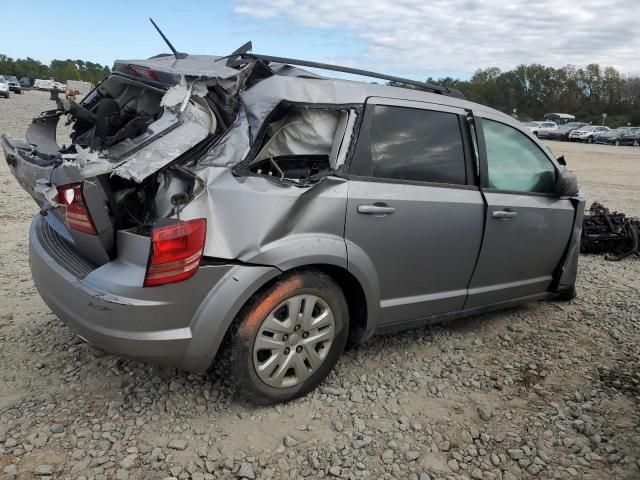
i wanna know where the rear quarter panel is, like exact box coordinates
[178,167,349,269]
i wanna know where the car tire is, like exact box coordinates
[615,140,620,146]
[229,269,349,404]
[634,140,639,147]
[587,136,593,144]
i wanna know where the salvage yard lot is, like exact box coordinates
[0,90,639,479]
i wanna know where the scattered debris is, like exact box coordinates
[581,202,640,260]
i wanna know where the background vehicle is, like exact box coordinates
[0,76,9,98]
[2,50,582,403]
[615,127,640,146]
[538,122,588,141]
[569,125,609,143]
[524,121,557,137]
[594,127,630,145]
[33,78,55,90]
[19,77,30,88]
[2,75,22,94]
[544,113,575,124]
[66,80,94,95]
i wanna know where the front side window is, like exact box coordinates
[350,105,466,185]
[483,119,556,193]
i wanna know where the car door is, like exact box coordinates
[465,113,575,308]
[344,97,485,326]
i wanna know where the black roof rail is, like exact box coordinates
[229,53,465,99]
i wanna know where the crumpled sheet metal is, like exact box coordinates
[62,146,115,178]
[237,74,510,138]
[254,109,340,162]
[196,109,251,168]
[178,166,348,262]
[113,103,213,183]
[113,55,240,82]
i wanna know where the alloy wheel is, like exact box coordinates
[252,294,336,388]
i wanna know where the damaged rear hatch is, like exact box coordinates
[2,55,251,265]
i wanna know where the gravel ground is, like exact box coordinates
[0,90,639,480]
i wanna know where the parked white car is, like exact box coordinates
[33,79,55,90]
[524,121,557,137]
[0,76,10,98]
[66,80,94,95]
[568,125,609,143]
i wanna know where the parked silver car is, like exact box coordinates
[2,49,582,403]
[523,121,557,137]
[568,125,609,143]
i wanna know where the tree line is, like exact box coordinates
[394,64,640,128]
[0,55,111,86]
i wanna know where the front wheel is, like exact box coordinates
[615,140,620,146]
[230,269,349,404]
[587,136,593,144]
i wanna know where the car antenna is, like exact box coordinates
[149,18,187,59]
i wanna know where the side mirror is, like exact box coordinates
[554,169,579,197]
[556,155,566,166]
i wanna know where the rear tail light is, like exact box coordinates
[56,184,97,235]
[144,218,207,287]
[128,64,159,81]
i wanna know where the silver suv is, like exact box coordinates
[2,48,582,404]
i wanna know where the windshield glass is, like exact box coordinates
[6,76,17,82]
[0,76,6,83]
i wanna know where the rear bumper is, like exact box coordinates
[29,215,280,371]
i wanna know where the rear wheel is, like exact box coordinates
[587,136,593,144]
[615,140,620,146]
[230,269,349,404]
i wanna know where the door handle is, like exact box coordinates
[358,204,396,215]
[492,209,517,219]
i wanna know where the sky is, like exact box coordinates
[2,0,638,81]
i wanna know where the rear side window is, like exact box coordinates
[350,105,466,185]
[483,119,556,193]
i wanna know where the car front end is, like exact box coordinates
[5,76,22,93]
[568,128,594,142]
[0,77,9,98]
